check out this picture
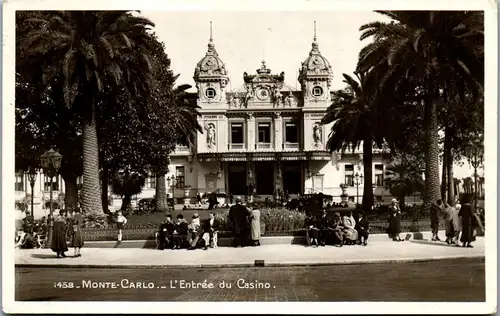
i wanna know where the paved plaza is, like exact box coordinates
[16,257,485,301]
[16,236,484,268]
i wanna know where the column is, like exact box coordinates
[246,113,255,151]
[274,113,283,151]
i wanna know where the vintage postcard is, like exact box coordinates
[3,0,497,314]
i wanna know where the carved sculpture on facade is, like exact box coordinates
[285,92,296,107]
[205,123,216,149]
[335,152,342,170]
[313,122,322,147]
[272,87,283,107]
[357,153,363,170]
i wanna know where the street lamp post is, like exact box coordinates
[40,148,62,248]
[167,175,176,211]
[27,167,38,217]
[354,172,363,207]
[466,140,483,213]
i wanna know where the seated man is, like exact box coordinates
[317,209,329,246]
[202,212,219,248]
[173,214,188,249]
[158,214,175,250]
[305,211,319,247]
[329,213,344,247]
[187,213,206,250]
[355,212,370,246]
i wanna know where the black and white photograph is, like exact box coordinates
[2,0,497,314]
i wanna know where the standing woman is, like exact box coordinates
[389,199,403,242]
[459,195,475,248]
[116,211,128,243]
[69,208,84,257]
[51,210,69,258]
[249,204,261,246]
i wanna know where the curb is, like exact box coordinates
[15,255,485,269]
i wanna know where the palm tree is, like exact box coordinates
[321,71,384,212]
[154,79,202,213]
[18,11,155,215]
[357,11,484,212]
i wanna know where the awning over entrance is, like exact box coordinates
[196,151,331,162]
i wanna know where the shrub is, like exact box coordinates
[82,212,108,228]
[261,208,306,232]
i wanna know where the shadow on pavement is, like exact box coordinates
[30,253,59,259]
[409,240,461,248]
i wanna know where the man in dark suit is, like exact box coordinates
[228,196,251,247]
[355,212,369,246]
[158,214,175,250]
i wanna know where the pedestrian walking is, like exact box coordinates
[116,211,128,243]
[430,199,444,241]
[388,199,403,241]
[228,196,251,247]
[459,195,476,248]
[68,208,84,257]
[451,203,462,245]
[51,210,69,258]
[249,204,261,246]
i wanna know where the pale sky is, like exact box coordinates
[141,11,390,92]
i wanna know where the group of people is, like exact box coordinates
[228,196,261,247]
[432,195,480,248]
[305,209,369,247]
[156,212,219,250]
[49,209,85,258]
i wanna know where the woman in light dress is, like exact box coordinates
[249,205,261,246]
[342,211,358,245]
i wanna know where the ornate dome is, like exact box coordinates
[193,37,228,80]
[298,37,333,78]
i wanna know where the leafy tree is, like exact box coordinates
[17,11,156,216]
[110,170,146,211]
[357,11,484,213]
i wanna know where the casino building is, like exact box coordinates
[162,29,390,204]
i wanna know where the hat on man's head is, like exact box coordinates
[391,198,398,203]
[192,213,200,219]
[235,196,242,202]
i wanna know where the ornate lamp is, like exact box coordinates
[40,148,62,248]
[354,172,363,206]
[27,167,38,217]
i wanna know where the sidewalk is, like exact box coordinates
[15,237,485,268]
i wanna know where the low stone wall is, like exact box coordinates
[81,230,444,249]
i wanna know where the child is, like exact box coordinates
[116,211,128,243]
[355,212,369,246]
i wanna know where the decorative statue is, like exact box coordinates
[286,92,295,107]
[205,123,216,149]
[273,88,282,107]
[313,122,322,145]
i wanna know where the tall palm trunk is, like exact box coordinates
[361,137,374,212]
[423,92,441,212]
[445,127,455,204]
[101,163,109,214]
[82,104,104,214]
[441,147,447,202]
[62,173,78,211]
[155,174,168,212]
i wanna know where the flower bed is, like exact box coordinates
[80,207,440,241]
